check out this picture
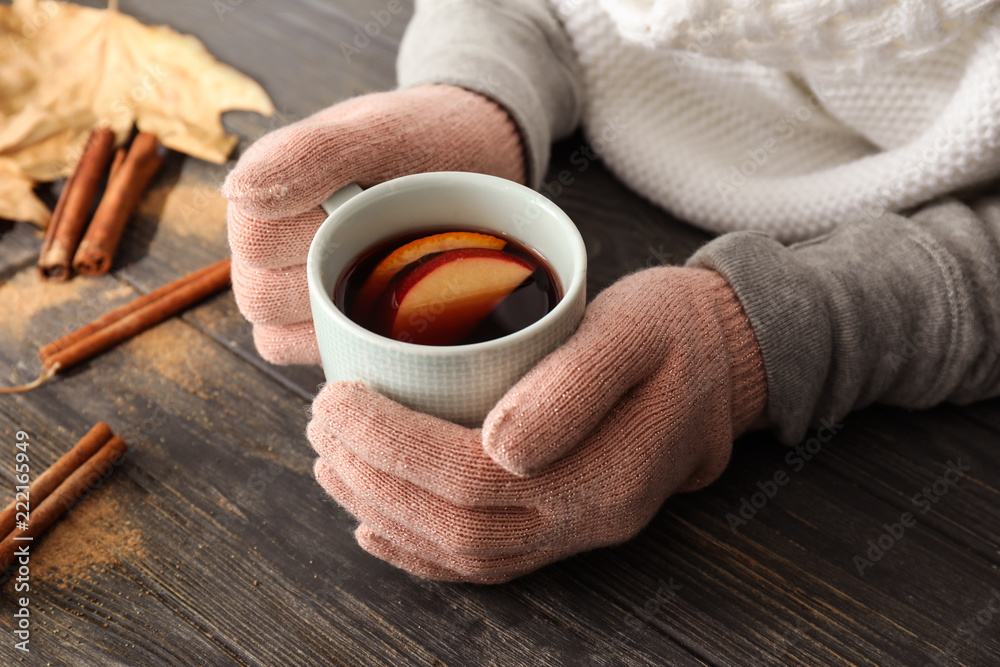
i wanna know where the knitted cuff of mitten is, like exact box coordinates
[700,271,769,437]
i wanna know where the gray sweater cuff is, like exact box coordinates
[688,200,1000,444]
[688,232,833,444]
[396,0,583,188]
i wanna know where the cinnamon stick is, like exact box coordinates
[37,128,116,281]
[0,431,128,574]
[0,423,113,539]
[73,131,164,276]
[38,259,231,364]
[0,258,232,394]
[38,166,74,262]
[40,258,231,373]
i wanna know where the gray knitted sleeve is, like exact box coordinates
[396,0,583,188]
[688,196,1000,444]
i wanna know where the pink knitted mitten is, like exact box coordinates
[308,267,768,583]
[223,84,526,364]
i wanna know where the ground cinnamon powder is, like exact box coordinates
[125,321,210,395]
[31,483,145,582]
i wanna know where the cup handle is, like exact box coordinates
[321,182,364,216]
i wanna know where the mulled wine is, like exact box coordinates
[335,227,562,346]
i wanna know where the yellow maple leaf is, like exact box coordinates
[0,0,274,226]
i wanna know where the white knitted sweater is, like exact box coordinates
[551,0,1000,240]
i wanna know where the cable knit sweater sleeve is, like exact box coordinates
[688,196,1000,444]
[396,0,583,188]
[596,0,996,72]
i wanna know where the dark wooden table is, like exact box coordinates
[2,2,999,665]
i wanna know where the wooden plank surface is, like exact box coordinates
[1,1,999,666]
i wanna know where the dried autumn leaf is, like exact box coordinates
[0,157,51,225]
[0,0,274,226]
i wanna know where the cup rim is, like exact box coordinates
[306,172,587,356]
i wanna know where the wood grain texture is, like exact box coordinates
[1,1,999,666]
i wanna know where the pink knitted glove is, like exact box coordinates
[308,267,768,583]
[223,84,526,364]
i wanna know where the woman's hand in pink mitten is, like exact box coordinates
[223,85,526,365]
[308,267,769,583]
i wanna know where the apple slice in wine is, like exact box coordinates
[354,231,507,321]
[377,248,535,346]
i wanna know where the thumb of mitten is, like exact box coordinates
[482,272,675,476]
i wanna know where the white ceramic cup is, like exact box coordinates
[306,171,587,425]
